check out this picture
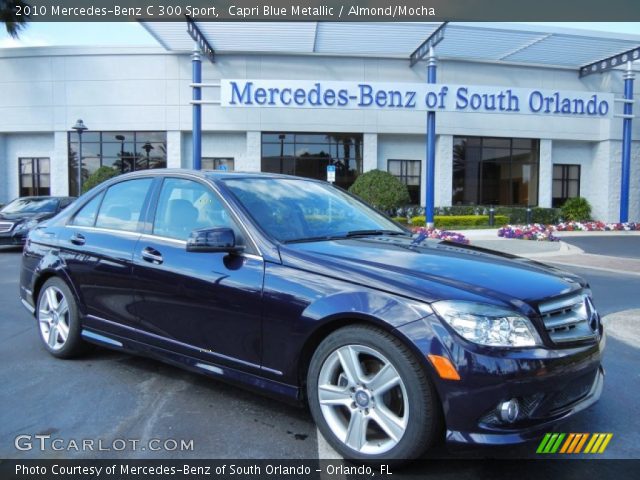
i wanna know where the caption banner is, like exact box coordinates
[8,0,640,21]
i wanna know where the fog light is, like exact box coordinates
[498,398,520,423]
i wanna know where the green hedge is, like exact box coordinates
[349,169,410,211]
[561,197,592,221]
[394,206,562,225]
[408,215,509,228]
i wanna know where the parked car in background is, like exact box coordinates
[0,196,76,246]
[20,170,604,463]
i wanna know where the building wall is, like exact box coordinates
[3,133,55,200]
[0,47,638,221]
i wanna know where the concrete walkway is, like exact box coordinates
[462,229,640,276]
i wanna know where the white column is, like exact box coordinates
[631,141,640,222]
[0,134,6,203]
[538,139,553,208]
[166,131,182,168]
[363,133,378,172]
[243,131,261,171]
[435,134,453,207]
[590,140,616,222]
[51,132,69,196]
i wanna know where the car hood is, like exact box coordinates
[0,212,52,222]
[279,236,586,312]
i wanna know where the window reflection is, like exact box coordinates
[452,136,539,206]
[68,131,167,196]
[261,133,363,190]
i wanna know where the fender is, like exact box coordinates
[31,250,84,316]
[302,290,433,329]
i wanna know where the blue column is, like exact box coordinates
[620,62,635,223]
[425,47,437,228]
[192,46,202,170]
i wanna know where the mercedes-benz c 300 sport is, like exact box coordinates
[20,170,604,462]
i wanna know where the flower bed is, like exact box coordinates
[553,221,639,232]
[412,227,470,245]
[498,224,558,242]
[498,221,639,241]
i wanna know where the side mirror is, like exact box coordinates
[186,227,244,254]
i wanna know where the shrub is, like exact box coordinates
[348,170,410,211]
[409,215,508,228]
[82,166,119,193]
[561,197,592,222]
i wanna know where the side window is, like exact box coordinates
[95,179,153,232]
[153,178,240,241]
[70,193,103,227]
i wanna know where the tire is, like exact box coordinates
[36,277,87,359]
[307,325,442,463]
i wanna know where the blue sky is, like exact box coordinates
[1,22,638,48]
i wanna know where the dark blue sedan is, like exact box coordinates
[19,170,604,462]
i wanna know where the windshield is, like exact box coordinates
[222,177,408,242]
[1,198,58,214]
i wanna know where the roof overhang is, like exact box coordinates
[141,21,640,71]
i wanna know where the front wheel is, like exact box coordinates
[307,325,441,463]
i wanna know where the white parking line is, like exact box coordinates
[316,428,342,459]
[317,428,346,480]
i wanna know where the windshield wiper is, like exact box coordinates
[283,235,345,244]
[283,230,411,244]
[345,229,411,237]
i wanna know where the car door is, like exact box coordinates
[59,178,154,332]
[132,176,265,369]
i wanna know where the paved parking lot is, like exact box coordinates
[1,237,639,460]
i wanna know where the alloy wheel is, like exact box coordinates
[38,286,71,351]
[317,344,409,455]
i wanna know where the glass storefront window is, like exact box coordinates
[388,159,421,205]
[452,136,539,206]
[19,158,50,197]
[68,131,167,196]
[261,133,363,190]
[202,157,235,171]
[552,164,581,207]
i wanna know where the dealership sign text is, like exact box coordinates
[221,80,613,117]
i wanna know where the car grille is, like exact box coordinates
[0,222,14,233]
[538,292,599,344]
[549,370,597,412]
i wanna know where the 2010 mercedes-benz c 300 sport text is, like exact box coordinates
[20,170,604,463]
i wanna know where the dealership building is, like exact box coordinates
[0,22,638,221]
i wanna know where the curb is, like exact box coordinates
[523,241,585,258]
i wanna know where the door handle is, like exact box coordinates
[141,247,163,264]
[70,233,85,246]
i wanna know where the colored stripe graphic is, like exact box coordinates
[537,433,613,454]
[559,433,575,453]
[536,433,552,454]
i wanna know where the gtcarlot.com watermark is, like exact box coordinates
[15,434,194,452]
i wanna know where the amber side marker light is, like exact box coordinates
[427,354,461,380]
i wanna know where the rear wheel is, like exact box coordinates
[307,325,441,463]
[36,277,87,358]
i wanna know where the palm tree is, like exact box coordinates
[1,1,29,38]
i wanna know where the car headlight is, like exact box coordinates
[432,300,541,347]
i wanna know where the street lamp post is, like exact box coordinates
[115,135,126,173]
[142,142,154,169]
[71,119,88,195]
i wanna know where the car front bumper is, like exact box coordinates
[0,231,26,246]
[396,314,605,447]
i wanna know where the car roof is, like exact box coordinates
[14,196,75,200]
[121,168,325,183]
